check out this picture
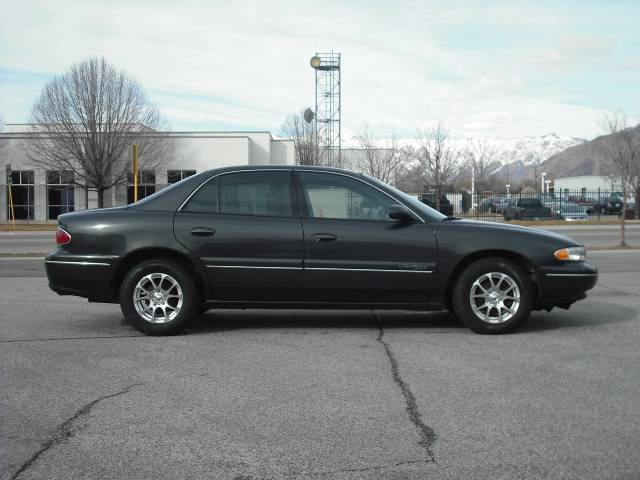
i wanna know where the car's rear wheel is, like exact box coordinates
[120,259,198,335]
[452,257,534,334]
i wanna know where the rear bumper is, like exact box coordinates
[45,253,120,302]
[535,262,598,309]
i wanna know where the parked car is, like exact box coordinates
[552,202,588,221]
[478,196,501,213]
[494,197,512,214]
[418,193,454,216]
[45,166,597,335]
[567,194,598,209]
[503,198,553,221]
[588,196,624,215]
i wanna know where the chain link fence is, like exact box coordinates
[405,189,637,222]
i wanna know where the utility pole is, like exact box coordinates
[6,164,15,231]
[133,144,139,202]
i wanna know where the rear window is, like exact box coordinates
[518,199,542,207]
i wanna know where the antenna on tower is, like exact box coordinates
[310,52,341,167]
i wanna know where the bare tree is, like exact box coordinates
[0,114,6,152]
[416,122,462,212]
[466,138,498,193]
[25,57,170,208]
[279,110,320,166]
[599,112,639,247]
[353,125,405,185]
[393,146,423,192]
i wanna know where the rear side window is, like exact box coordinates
[220,171,292,217]
[184,178,219,213]
[184,171,293,216]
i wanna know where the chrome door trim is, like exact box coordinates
[206,265,303,270]
[545,273,598,277]
[45,260,111,266]
[204,265,432,273]
[306,267,433,273]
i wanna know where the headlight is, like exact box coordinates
[554,246,586,261]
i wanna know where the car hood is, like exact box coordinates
[444,219,582,246]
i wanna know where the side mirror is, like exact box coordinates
[388,204,415,223]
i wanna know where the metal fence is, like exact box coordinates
[2,183,637,223]
[406,190,637,222]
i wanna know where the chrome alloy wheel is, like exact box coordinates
[133,273,184,324]
[469,272,520,324]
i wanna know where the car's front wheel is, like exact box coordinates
[452,257,534,334]
[120,259,198,335]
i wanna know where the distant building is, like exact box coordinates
[552,175,622,194]
[1,124,294,222]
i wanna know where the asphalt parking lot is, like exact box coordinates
[1,252,639,479]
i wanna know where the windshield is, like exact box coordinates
[363,175,447,221]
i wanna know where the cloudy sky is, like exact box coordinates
[1,0,638,140]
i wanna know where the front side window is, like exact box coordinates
[7,170,35,220]
[184,171,292,217]
[47,170,75,219]
[299,172,394,221]
[220,171,291,216]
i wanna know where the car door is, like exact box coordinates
[173,169,303,302]
[297,171,438,305]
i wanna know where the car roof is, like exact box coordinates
[202,165,360,176]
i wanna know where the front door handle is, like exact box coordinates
[190,227,216,237]
[312,233,337,243]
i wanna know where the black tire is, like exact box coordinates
[452,257,534,334]
[120,259,198,335]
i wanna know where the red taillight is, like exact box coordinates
[56,227,71,245]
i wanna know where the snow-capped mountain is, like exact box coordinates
[463,133,586,171]
[343,132,586,181]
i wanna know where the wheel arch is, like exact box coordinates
[444,249,538,310]
[111,247,208,303]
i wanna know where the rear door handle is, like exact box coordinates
[190,227,216,237]
[312,233,337,243]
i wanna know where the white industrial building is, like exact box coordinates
[552,175,622,195]
[0,124,294,222]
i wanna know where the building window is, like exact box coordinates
[127,170,156,203]
[167,170,196,184]
[7,170,35,220]
[47,170,75,219]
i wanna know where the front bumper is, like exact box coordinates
[45,253,120,302]
[534,261,598,309]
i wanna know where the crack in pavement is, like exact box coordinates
[10,383,144,480]
[290,459,432,477]
[372,311,436,463]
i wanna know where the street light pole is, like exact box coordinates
[541,172,546,194]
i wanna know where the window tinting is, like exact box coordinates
[220,171,292,217]
[185,178,219,213]
[299,172,394,221]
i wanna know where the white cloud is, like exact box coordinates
[0,0,632,140]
